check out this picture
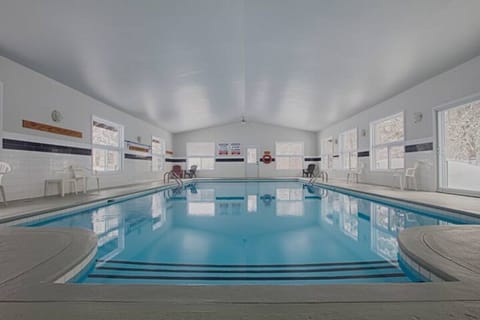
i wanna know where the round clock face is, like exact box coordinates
[51,110,63,122]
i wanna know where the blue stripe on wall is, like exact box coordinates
[2,138,91,156]
[124,154,152,160]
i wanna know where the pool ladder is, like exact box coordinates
[309,170,328,184]
[163,170,184,188]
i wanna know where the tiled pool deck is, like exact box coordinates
[1,178,479,319]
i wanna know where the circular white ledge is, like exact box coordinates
[398,225,480,282]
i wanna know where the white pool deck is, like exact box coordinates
[1,178,480,319]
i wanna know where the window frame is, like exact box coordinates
[369,112,405,171]
[151,136,165,172]
[91,115,124,173]
[275,141,304,170]
[435,94,480,197]
[320,137,334,170]
[339,128,358,171]
[186,142,215,171]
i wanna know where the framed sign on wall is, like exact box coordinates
[217,143,241,156]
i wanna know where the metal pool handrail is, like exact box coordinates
[163,170,184,188]
[309,170,328,184]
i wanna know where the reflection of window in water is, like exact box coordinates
[187,189,215,201]
[219,203,229,215]
[371,229,398,261]
[276,188,303,200]
[370,204,406,261]
[276,188,304,216]
[247,195,257,213]
[92,207,120,239]
[372,204,405,233]
[438,220,453,226]
[151,194,167,230]
[188,202,215,216]
[187,188,215,216]
[92,207,125,263]
[341,196,358,240]
[232,203,241,215]
[321,193,337,225]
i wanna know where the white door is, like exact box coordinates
[245,147,259,178]
[437,98,480,196]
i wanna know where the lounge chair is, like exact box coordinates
[184,165,197,178]
[302,164,316,177]
[171,165,184,178]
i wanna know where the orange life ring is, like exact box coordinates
[262,154,272,164]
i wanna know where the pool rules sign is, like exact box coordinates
[217,143,241,156]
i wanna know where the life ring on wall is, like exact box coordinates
[261,194,274,206]
[261,154,273,164]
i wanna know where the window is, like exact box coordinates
[339,129,357,170]
[92,117,123,172]
[320,137,334,170]
[370,113,404,170]
[187,142,215,170]
[438,98,480,194]
[275,142,304,170]
[151,137,165,172]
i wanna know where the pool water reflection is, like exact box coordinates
[27,181,463,285]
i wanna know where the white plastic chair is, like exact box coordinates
[346,163,364,184]
[70,166,100,193]
[392,168,405,190]
[44,167,77,197]
[405,161,421,191]
[0,161,12,205]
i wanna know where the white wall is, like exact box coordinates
[318,55,480,191]
[0,56,172,201]
[173,121,318,178]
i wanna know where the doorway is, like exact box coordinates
[245,146,259,178]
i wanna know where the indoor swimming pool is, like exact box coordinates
[24,180,475,285]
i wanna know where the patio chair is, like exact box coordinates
[302,164,316,177]
[44,167,77,197]
[184,165,197,178]
[405,161,421,191]
[0,161,12,205]
[346,163,365,184]
[171,165,184,178]
[70,165,101,193]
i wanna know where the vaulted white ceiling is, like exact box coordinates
[1,0,480,133]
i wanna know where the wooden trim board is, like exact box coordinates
[22,120,83,138]
[128,145,150,153]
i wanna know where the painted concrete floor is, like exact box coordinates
[0,180,177,223]
[310,178,480,217]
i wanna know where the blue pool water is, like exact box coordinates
[25,181,472,285]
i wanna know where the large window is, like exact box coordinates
[275,142,304,170]
[320,137,334,170]
[92,117,123,172]
[370,113,404,170]
[187,142,215,170]
[151,137,165,172]
[339,129,357,170]
[438,98,480,194]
